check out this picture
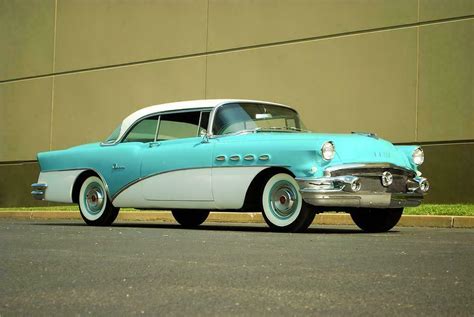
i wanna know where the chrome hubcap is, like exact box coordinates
[270,183,297,219]
[84,183,104,214]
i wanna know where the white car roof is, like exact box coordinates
[118,99,291,139]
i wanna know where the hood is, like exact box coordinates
[326,134,410,167]
[221,132,413,169]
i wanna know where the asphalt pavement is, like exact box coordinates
[0,219,473,316]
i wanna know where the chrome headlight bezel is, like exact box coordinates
[321,141,335,161]
[412,147,424,166]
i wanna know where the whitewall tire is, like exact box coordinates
[78,176,119,226]
[261,173,316,232]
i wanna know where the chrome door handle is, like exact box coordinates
[149,141,161,148]
[112,163,125,170]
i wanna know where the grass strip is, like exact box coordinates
[1,204,473,216]
[404,204,474,216]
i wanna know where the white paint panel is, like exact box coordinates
[212,166,267,209]
[113,168,215,208]
[113,166,267,209]
[143,168,213,201]
[38,170,86,203]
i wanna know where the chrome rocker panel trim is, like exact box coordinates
[31,183,48,200]
[297,175,427,208]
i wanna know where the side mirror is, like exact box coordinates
[200,129,209,143]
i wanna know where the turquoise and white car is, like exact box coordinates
[32,99,429,232]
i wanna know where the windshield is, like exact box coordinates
[103,125,121,144]
[212,103,308,135]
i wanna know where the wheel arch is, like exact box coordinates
[241,166,295,212]
[71,170,109,204]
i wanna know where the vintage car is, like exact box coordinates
[32,99,429,232]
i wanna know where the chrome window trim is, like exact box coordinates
[153,116,161,142]
[197,111,203,136]
[196,110,211,136]
[101,107,214,146]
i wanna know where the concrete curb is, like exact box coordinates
[0,211,473,228]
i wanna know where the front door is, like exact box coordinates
[140,110,214,203]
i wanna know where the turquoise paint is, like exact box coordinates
[37,132,420,198]
[211,132,417,177]
[394,145,420,171]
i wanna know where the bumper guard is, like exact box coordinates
[31,183,47,200]
[297,175,428,208]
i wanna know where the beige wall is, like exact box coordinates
[0,0,473,206]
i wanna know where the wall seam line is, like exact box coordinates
[414,0,420,142]
[204,0,210,99]
[1,15,473,84]
[49,0,58,151]
[415,24,420,141]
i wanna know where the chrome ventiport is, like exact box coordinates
[229,155,241,161]
[259,154,270,161]
[215,155,226,161]
[31,183,47,200]
[244,154,255,161]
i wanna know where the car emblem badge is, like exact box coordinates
[381,171,393,187]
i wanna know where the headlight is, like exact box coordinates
[321,141,335,161]
[412,147,424,165]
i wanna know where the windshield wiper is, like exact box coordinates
[288,127,312,132]
[227,127,262,135]
[257,127,311,133]
[226,126,311,136]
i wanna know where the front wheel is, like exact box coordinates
[350,208,403,232]
[261,173,316,232]
[172,210,209,228]
[78,176,120,226]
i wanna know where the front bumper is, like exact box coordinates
[297,174,428,209]
[31,183,47,200]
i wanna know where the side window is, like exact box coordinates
[157,111,201,141]
[123,116,159,143]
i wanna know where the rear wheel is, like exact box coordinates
[261,173,316,232]
[78,176,119,226]
[350,208,403,232]
[172,210,209,228]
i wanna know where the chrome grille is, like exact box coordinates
[357,175,408,193]
[325,164,415,193]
